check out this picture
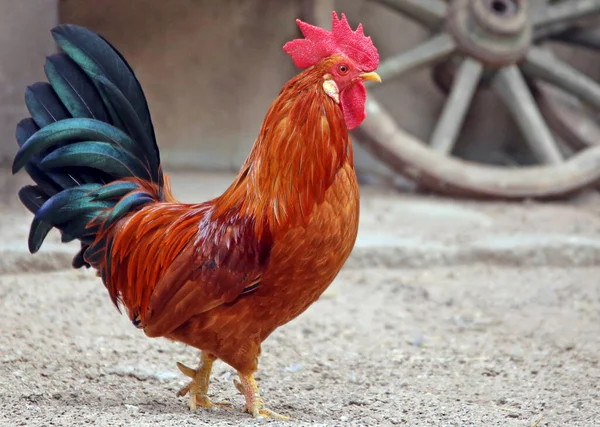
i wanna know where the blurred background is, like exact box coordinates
[2,1,600,425]
[1,0,598,193]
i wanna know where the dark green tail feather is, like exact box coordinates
[40,141,152,181]
[18,185,48,215]
[51,25,160,183]
[89,181,141,201]
[16,119,66,196]
[44,53,110,122]
[13,118,145,173]
[25,82,70,128]
[34,184,104,228]
[102,192,156,229]
[23,85,97,189]
[13,24,163,266]
[60,213,101,244]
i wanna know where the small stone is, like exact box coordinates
[411,333,424,347]
[154,371,177,381]
[219,371,233,381]
[285,363,303,373]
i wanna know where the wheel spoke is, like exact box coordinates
[522,46,600,110]
[430,58,483,154]
[374,33,456,83]
[549,26,600,50]
[533,0,600,29]
[370,0,447,29]
[492,66,563,165]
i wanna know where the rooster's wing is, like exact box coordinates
[142,212,272,337]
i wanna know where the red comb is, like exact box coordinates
[283,12,379,71]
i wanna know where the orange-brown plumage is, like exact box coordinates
[14,11,379,418]
[101,57,358,351]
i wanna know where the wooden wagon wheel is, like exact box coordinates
[308,0,600,199]
[536,22,600,150]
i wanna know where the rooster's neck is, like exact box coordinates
[216,67,353,235]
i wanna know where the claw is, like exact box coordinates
[177,382,191,397]
[255,407,291,420]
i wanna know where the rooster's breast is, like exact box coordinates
[258,161,360,327]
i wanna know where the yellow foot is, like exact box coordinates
[176,353,229,411]
[234,374,290,420]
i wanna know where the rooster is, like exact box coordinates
[12,11,380,419]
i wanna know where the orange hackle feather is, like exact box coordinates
[215,56,351,234]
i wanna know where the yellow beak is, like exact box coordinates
[360,71,382,83]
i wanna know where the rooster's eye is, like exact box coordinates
[338,65,349,74]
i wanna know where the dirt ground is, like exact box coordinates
[1,172,600,426]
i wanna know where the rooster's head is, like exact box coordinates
[283,12,381,130]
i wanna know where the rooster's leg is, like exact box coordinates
[234,372,290,419]
[177,352,227,410]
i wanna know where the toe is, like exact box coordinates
[233,378,246,395]
[195,395,214,409]
[257,408,290,420]
[188,396,197,411]
[176,362,196,378]
[177,383,192,397]
[213,400,233,410]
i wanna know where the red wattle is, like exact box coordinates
[340,81,366,130]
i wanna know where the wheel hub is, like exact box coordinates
[446,0,532,67]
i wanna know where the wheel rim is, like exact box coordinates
[350,0,600,198]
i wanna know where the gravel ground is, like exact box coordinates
[1,172,599,426]
[1,266,599,426]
